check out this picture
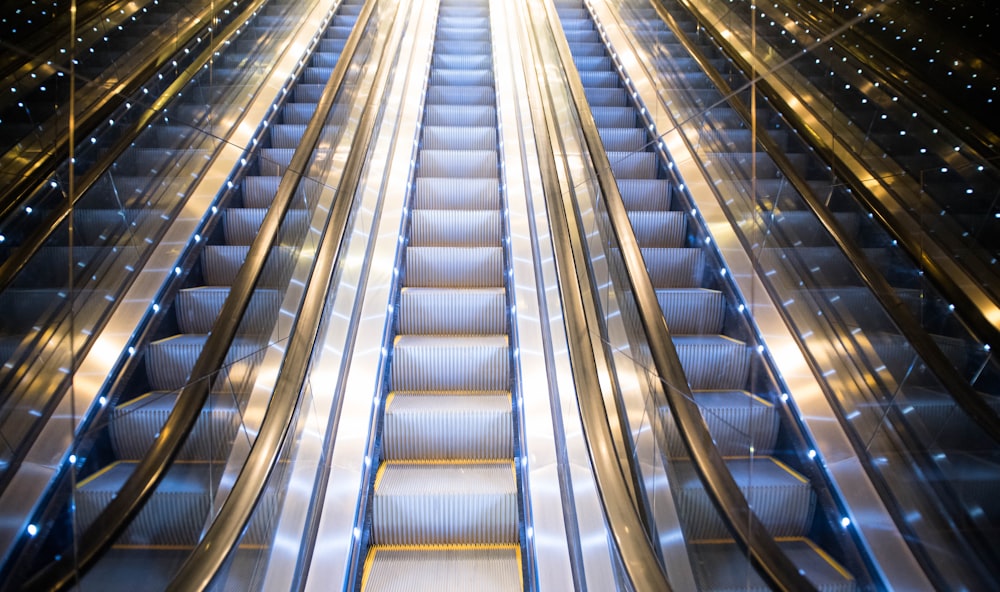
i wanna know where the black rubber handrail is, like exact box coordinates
[534,0,817,589]
[0,0,232,255]
[649,0,1000,444]
[16,0,371,589]
[163,0,388,587]
[521,3,673,588]
[664,0,1000,356]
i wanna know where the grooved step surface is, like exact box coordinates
[383,393,513,460]
[362,547,522,592]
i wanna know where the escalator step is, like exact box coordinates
[656,287,724,334]
[145,334,263,392]
[591,106,636,127]
[619,178,672,210]
[585,86,628,106]
[398,287,506,334]
[674,335,751,391]
[200,245,295,286]
[362,547,521,592]
[404,246,503,288]
[175,286,281,334]
[664,390,779,457]
[574,55,614,71]
[641,247,705,288]
[607,151,658,179]
[675,458,815,539]
[383,393,513,460]
[410,210,501,247]
[110,392,239,460]
[391,335,508,392]
[428,69,494,87]
[432,54,491,70]
[414,178,500,210]
[418,150,497,178]
[372,462,517,545]
[629,210,686,247]
[223,208,310,245]
[691,539,856,592]
[422,126,496,150]
[259,148,295,176]
[599,127,647,151]
[270,124,308,148]
[434,40,491,55]
[425,86,495,106]
[242,176,281,207]
[424,105,496,127]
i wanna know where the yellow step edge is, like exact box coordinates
[381,459,515,466]
[719,455,810,484]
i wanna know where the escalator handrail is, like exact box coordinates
[665,0,1000,355]
[0,0,240,275]
[535,0,816,590]
[521,3,673,588]
[648,0,1000,445]
[0,0,274,499]
[163,0,386,587]
[16,0,369,589]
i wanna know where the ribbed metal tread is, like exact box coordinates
[629,210,686,247]
[404,246,504,288]
[373,461,518,545]
[200,245,295,286]
[619,178,672,210]
[399,287,506,334]
[110,391,240,460]
[607,150,658,178]
[422,126,496,150]
[691,539,857,592]
[414,178,500,210]
[76,461,223,546]
[383,392,513,460]
[223,208,310,245]
[665,390,779,457]
[419,150,497,178]
[175,286,281,334]
[591,105,636,126]
[599,127,648,151]
[145,334,263,391]
[425,86,494,106]
[642,247,706,288]
[673,335,752,391]
[410,210,501,247]
[241,176,280,207]
[391,335,508,392]
[675,457,815,539]
[424,105,496,128]
[362,547,521,592]
[656,287,725,334]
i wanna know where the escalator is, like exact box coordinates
[553,1,860,589]
[358,0,523,587]
[0,0,366,587]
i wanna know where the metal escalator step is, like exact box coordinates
[312,52,341,68]
[558,8,589,20]
[439,6,489,17]
[76,461,222,546]
[599,127,647,151]
[414,178,500,210]
[585,87,628,106]
[567,42,606,57]
[691,539,857,592]
[363,547,521,592]
[434,40,491,55]
[629,210,686,247]
[422,126,495,150]
[304,66,333,84]
[578,71,620,88]
[619,178,672,210]
[428,69,494,87]
[80,548,190,592]
[432,54,491,70]
[665,390,779,457]
[676,457,815,539]
[110,392,239,460]
[241,176,280,208]
[224,208,309,245]
[641,247,705,288]
[282,102,319,124]
[411,210,501,247]
[383,393,513,460]
[399,287,506,334]
[656,287,724,334]
[404,246,503,288]
[706,152,807,179]
[607,151,658,179]
[270,124,307,148]
[424,105,496,127]
[392,335,508,391]
[72,209,163,244]
[418,150,497,178]
[175,286,282,334]
[372,462,517,545]
[574,55,613,71]
[200,245,295,286]
[145,334,263,392]
[294,84,326,103]
[674,335,751,391]
[772,210,862,245]
[425,86,494,106]
[564,29,601,44]
[591,106,635,127]
[438,17,489,29]
[259,148,296,176]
